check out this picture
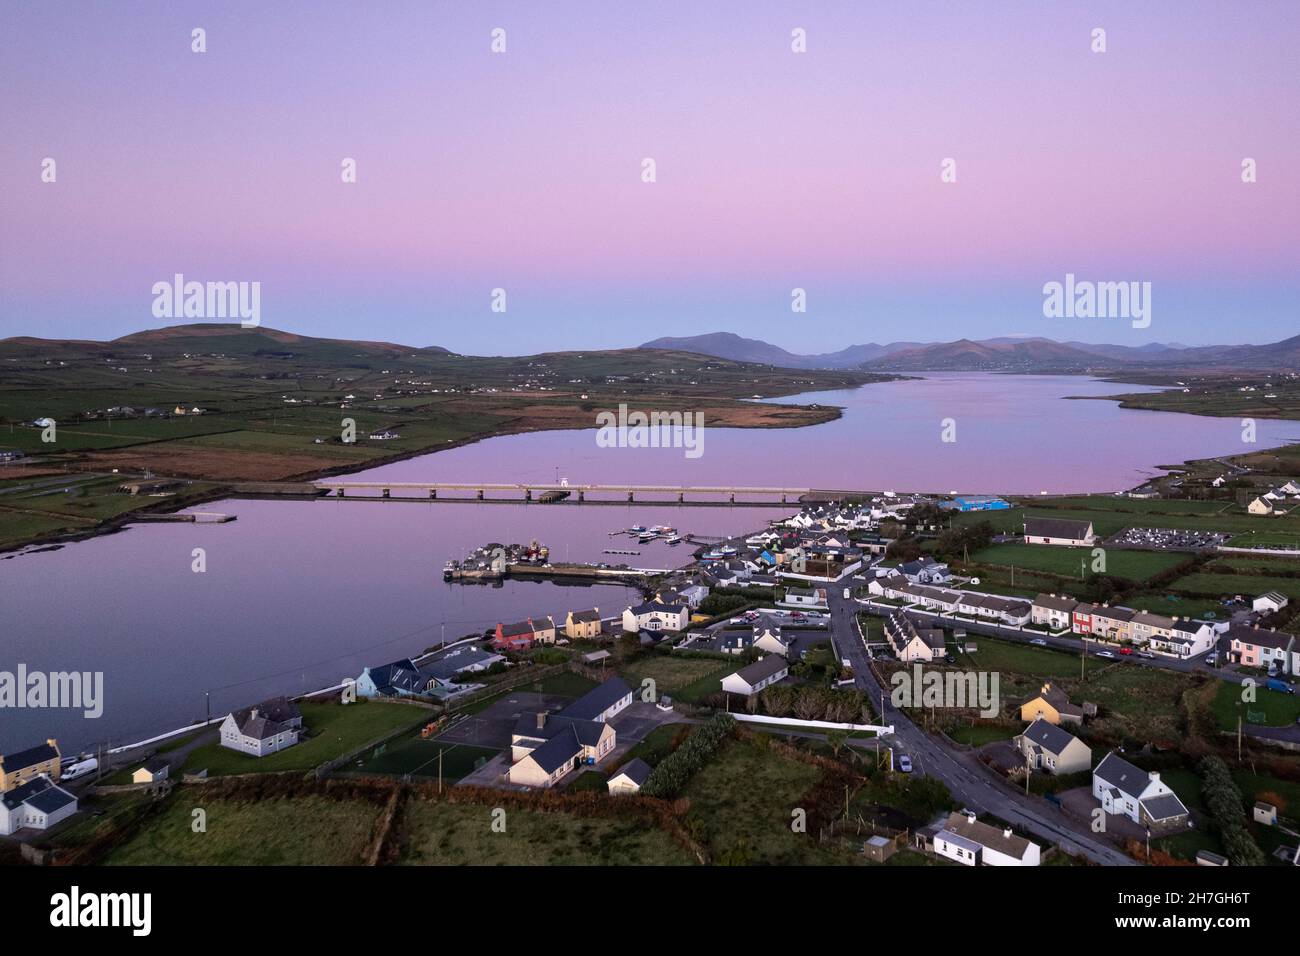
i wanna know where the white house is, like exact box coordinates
[219,697,303,757]
[781,586,829,610]
[1014,719,1092,775]
[507,678,631,787]
[898,557,951,584]
[720,655,790,696]
[0,776,78,836]
[933,811,1040,866]
[622,601,688,633]
[1254,591,1289,615]
[607,757,653,795]
[1092,751,1190,831]
[131,757,170,785]
[1031,594,1078,630]
[1248,496,1275,516]
[1023,517,1096,546]
[1146,619,1216,659]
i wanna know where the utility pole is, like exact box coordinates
[438,749,443,795]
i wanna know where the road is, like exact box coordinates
[826,588,1137,866]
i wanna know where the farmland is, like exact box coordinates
[970,543,1189,581]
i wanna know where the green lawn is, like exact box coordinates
[180,701,428,776]
[352,738,499,780]
[971,543,1188,581]
[620,654,735,703]
[946,722,1018,746]
[396,799,693,865]
[105,794,382,865]
[1211,680,1300,730]
[1170,572,1300,601]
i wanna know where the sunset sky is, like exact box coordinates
[2,1,1296,354]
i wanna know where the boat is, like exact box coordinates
[665,534,682,545]
[638,531,657,543]
[442,560,459,580]
[628,525,647,534]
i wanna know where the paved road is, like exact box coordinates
[826,589,1137,866]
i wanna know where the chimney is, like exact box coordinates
[1003,827,1013,839]
[964,810,977,823]
[1149,771,1161,784]
[536,711,547,730]
[48,738,59,749]
[250,708,259,720]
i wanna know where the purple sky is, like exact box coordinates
[2,1,1296,354]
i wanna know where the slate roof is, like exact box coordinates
[1093,751,1153,800]
[1017,718,1082,757]
[500,620,535,637]
[0,741,59,774]
[568,608,602,623]
[364,658,428,695]
[1024,517,1092,540]
[230,697,301,740]
[1034,593,1079,613]
[629,601,686,617]
[558,677,633,722]
[610,757,653,787]
[1141,792,1190,821]
[524,726,584,774]
[1021,682,1084,718]
[732,655,789,687]
[1,775,75,814]
[940,812,1034,860]
[419,649,500,682]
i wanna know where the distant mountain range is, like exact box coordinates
[639,331,1300,373]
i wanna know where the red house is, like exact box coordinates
[1072,603,1096,635]
[494,620,536,651]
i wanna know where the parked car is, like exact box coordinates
[1265,678,1294,694]
[1030,638,1048,646]
[896,754,913,773]
[1138,651,1155,660]
[1205,652,1218,666]
[1119,647,1134,656]
[1096,650,1116,659]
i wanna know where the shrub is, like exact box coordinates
[641,714,736,798]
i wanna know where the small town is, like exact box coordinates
[6,467,1300,875]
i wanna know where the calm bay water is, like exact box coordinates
[1,373,1295,752]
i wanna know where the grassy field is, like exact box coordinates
[1169,572,1300,601]
[970,542,1188,581]
[619,654,735,704]
[1125,592,1229,620]
[105,795,382,865]
[946,722,1018,746]
[681,736,858,865]
[963,502,1300,541]
[396,798,693,865]
[352,739,499,780]
[180,701,427,776]
[1211,680,1300,730]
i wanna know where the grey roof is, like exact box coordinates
[558,677,633,722]
[500,620,534,637]
[630,601,686,616]
[0,741,59,774]
[1034,593,1079,613]
[568,608,602,623]
[733,655,789,686]
[1093,751,1153,800]
[611,757,653,786]
[1024,517,1092,540]
[419,649,499,681]
[941,812,1034,859]
[1141,792,1190,821]
[363,658,428,695]
[1,775,74,813]
[524,725,583,774]
[231,696,301,740]
[141,756,170,773]
[1018,718,1083,757]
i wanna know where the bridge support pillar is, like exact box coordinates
[577,490,584,502]
[382,488,390,499]
[477,489,484,500]
[729,492,736,504]
[627,491,634,503]
[429,488,437,499]
[780,493,786,504]
[525,489,532,501]
[678,491,685,503]
[337,488,345,497]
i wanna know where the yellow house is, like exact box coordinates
[530,616,557,644]
[0,739,61,792]
[564,608,602,640]
[1017,683,1084,726]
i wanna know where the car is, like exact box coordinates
[1030,638,1048,646]
[896,754,912,773]
[1138,651,1155,660]
[1205,653,1219,666]
[1096,650,1116,659]
[1119,647,1134,656]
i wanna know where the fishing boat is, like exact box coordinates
[628,525,647,535]
[638,531,657,543]
[665,534,682,545]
